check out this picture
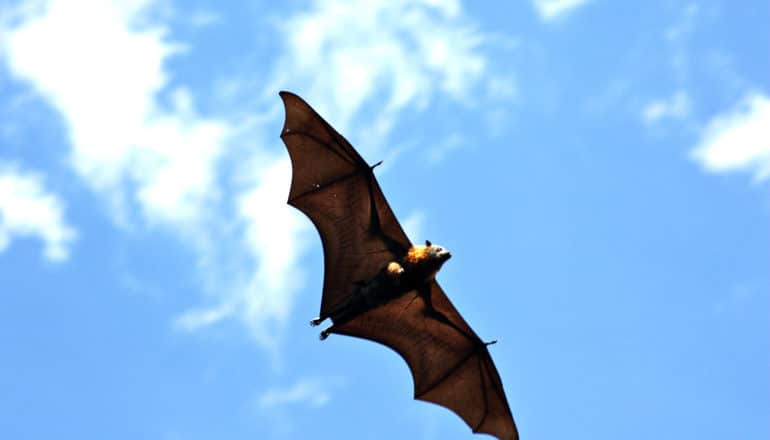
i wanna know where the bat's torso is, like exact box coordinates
[326,242,452,325]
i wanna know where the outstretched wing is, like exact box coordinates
[333,281,519,440]
[279,91,411,317]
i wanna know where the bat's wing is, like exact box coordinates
[333,281,518,440]
[279,91,412,317]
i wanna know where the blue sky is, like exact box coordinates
[1,0,768,439]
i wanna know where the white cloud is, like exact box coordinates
[269,0,493,150]
[0,163,76,261]
[174,157,309,351]
[237,159,309,335]
[691,92,770,181]
[642,90,692,124]
[3,0,228,226]
[257,377,336,409]
[532,0,590,22]
[1,1,306,350]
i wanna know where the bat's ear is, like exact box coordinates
[425,240,432,247]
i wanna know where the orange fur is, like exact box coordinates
[404,245,430,265]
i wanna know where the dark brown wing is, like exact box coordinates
[279,91,411,317]
[333,281,519,440]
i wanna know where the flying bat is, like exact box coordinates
[279,91,518,440]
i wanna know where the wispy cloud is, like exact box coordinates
[0,163,75,262]
[257,377,338,409]
[690,92,770,182]
[1,0,305,350]
[402,210,426,244]
[427,133,466,164]
[187,9,221,28]
[532,0,590,22]
[664,2,699,44]
[174,158,309,351]
[641,90,692,124]
[666,3,698,84]
[269,0,497,151]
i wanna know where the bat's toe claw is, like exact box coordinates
[310,317,323,327]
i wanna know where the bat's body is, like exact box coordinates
[312,241,453,340]
[279,91,519,440]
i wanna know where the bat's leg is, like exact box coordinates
[319,324,334,340]
[311,289,359,328]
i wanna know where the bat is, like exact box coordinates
[279,91,518,440]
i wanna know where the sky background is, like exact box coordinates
[1,0,768,439]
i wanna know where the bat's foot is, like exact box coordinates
[310,317,324,327]
[319,324,334,340]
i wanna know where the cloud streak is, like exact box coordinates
[642,90,692,124]
[173,157,310,350]
[0,163,75,262]
[257,377,337,409]
[532,0,590,22]
[269,0,494,151]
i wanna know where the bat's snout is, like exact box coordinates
[430,244,451,263]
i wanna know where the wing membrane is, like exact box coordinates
[280,91,411,315]
[333,281,518,440]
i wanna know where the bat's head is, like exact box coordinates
[424,240,452,264]
[405,241,452,281]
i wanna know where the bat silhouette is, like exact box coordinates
[279,91,518,440]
